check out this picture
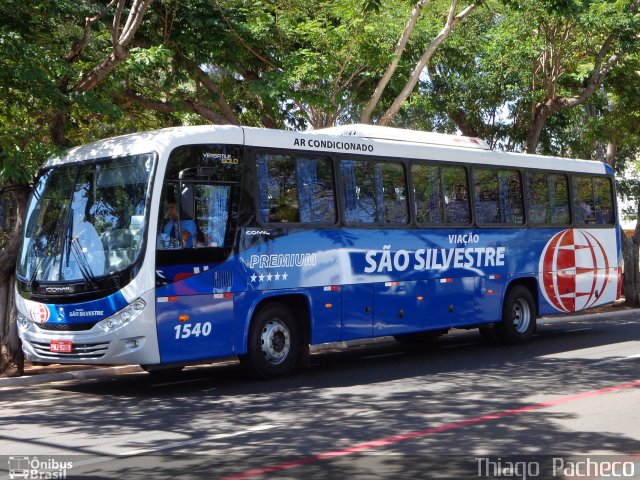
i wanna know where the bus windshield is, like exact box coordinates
[17,153,155,283]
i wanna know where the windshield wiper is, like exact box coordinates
[61,207,98,288]
[26,238,45,290]
[69,236,98,289]
[63,207,74,270]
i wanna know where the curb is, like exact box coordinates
[0,365,143,388]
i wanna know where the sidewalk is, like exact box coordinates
[1,301,636,388]
[0,363,144,388]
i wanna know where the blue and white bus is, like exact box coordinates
[14,124,622,378]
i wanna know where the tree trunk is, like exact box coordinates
[360,0,431,124]
[622,198,640,307]
[0,187,29,376]
[377,1,476,126]
[621,230,640,306]
[0,272,22,376]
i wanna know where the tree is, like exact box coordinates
[371,0,477,126]
[0,185,29,375]
[0,0,155,374]
[522,0,640,153]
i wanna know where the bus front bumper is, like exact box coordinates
[16,311,161,366]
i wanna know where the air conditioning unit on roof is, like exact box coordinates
[316,124,491,150]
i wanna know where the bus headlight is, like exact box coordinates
[96,299,146,333]
[17,313,31,330]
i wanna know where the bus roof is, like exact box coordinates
[45,124,610,175]
[317,124,491,150]
[44,125,244,167]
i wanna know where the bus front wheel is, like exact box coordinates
[495,285,536,344]
[240,302,300,380]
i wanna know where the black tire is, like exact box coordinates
[240,302,300,380]
[495,285,536,344]
[478,324,501,344]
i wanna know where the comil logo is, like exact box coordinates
[539,229,610,313]
[29,303,50,324]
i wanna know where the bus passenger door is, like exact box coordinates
[341,284,373,340]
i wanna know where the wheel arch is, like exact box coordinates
[240,292,312,355]
[503,276,539,318]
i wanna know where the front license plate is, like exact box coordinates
[50,340,73,353]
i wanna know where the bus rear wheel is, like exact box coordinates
[240,302,300,380]
[495,285,536,344]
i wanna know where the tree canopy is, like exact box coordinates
[2,0,639,180]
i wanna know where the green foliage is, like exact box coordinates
[0,0,638,180]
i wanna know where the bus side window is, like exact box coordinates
[594,177,614,225]
[474,168,524,225]
[379,162,408,224]
[549,174,570,225]
[341,160,376,223]
[443,166,471,224]
[474,168,500,224]
[525,172,570,226]
[257,154,336,224]
[340,159,407,225]
[193,184,231,247]
[572,175,597,225]
[412,164,444,224]
[158,186,180,249]
[498,169,524,224]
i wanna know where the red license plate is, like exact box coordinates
[50,340,73,353]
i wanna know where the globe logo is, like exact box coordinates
[30,303,50,324]
[539,229,610,313]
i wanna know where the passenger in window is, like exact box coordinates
[195,228,207,247]
[268,205,281,222]
[182,228,193,248]
[579,202,595,224]
[160,201,179,248]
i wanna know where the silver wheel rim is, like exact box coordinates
[512,298,531,333]
[260,319,291,365]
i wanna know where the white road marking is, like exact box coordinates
[118,424,278,457]
[539,341,640,362]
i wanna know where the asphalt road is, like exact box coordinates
[1,309,640,479]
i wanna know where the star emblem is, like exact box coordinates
[258,274,265,282]
[274,272,281,280]
[282,272,288,280]
[266,272,273,281]
[250,273,257,283]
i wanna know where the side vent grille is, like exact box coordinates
[213,270,233,289]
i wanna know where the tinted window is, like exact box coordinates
[18,155,155,280]
[525,172,570,225]
[341,159,408,224]
[412,164,470,225]
[158,145,240,250]
[256,154,336,224]
[572,175,614,225]
[474,168,524,225]
[443,166,471,224]
[413,164,442,224]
